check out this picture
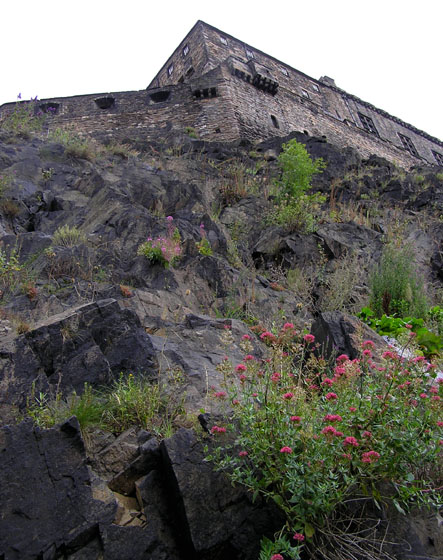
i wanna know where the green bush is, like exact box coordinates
[206,324,441,559]
[269,139,326,232]
[369,244,427,318]
[138,216,182,268]
[0,97,45,136]
[48,128,96,160]
[52,224,87,248]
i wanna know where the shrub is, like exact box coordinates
[369,243,427,318]
[0,174,13,198]
[196,223,213,256]
[0,95,45,136]
[0,246,23,298]
[206,325,441,559]
[269,139,326,232]
[138,216,182,268]
[52,225,87,248]
[48,128,96,160]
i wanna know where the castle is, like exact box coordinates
[2,20,442,168]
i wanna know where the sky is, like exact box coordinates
[1,0,442,140]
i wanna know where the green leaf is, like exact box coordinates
[393,499,406,515]
[304,522,315,538]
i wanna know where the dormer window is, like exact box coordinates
[167,64,174,77]
[220,36,228,45]
[398,133,418,157]
[183,44,189,57]
[246,49,254,59]
[432,150,443,165]
[358,113,378,136]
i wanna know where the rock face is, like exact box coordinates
[0,128,442,559]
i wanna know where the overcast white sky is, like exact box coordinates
[1,0,442,140]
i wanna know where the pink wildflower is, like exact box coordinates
[232,399,240,405]
[244,354,254,361]
[405,323,412,329]
[349,406,357,412]
[323,414,342,422]
[342,453,351,459]
[337,354,349,362]
[283,322,294,330]
[290,416,301,422]
[239,374,247,383]
[361,450,380,463]
[432,396,441,401]
[238,450,248,457]
[343,436,359,447]
[271,372,281,383]
[166,216,174,222]
[242,334,251,340]
[260,331,276,342]
[283,392,294,400]
[334,366,346,376]
[214,391,227,399]
[362,340,375,348]
[235,364,247,372]
[382,351,396,360]
[419,393,428,399]
[252,392,258,397]
[362,349,372,357]
[321,377,334,387]
[210,425,226,434]
[280,446,293,454]
[362,431,372,438]
[303,334,315,344]
[293,533,305,542]
[270,555,284,560]
[325,392,338,401]
[322,425,338,436]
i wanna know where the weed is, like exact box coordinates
[0,174,13,198]
[41,168,54,181]
[0,199,20,219]
[0,95,45,136]
[196,223,213,256]
[52,225,87,248]
[0,246,24,298]
[104,142,140,159]
[48,128,96,161]
[184,126,198,139]
[138,216,181,268]
[120,284,133,298]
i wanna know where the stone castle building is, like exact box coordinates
[2,21,442,168]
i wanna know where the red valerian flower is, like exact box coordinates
[303,334,315,344]
[325,392,338,401]
[323,414,342,422]
[362,431,372,438]
[244,354,254,361]
[210,426,226,434]
[235,364,247,372]
[283,322,295,330]
[290,416,301,422]
[362,340,375,348]
[214,391,227,399]
[321,377,334,386]
[271,372,281,383]
[242,334,251,340]
[343,436,359,447]
[283,392,294,400]
[361,450,380,463]
[271,555,284,560]
[238,450,248,457]
[349,406,357,412]
[293,533,305,542]
[337,354,349,362]
[280,446,293,454]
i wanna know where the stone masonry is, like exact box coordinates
[1,21,442,169]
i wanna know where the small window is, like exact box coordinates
[312,84,320,92]
[301,89,310,99]
[39,101,60,114]
[271,115,280,129]
[246,49,254,59]
[94,97,114,110]
[183,44,189,57]
[149,90,171,103]
[432,150,443,166]
[220,36,228,46]
[398,133,418,157]
[280,67,288,76]
[167,64,174,77]
[358,113,378,136]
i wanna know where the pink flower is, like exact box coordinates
[271,555,284,560]
[271,372,281,383]
[238,450,248,457]
[382,351,397,360]
[334,366,346,376]
[283,392,294,400]
[210,425,226,434]
[214,391,227,399]
[244,354,254,361]
[362,340,375,348]
[260,331,276,342]
[362,349,372,357]
[437,421,443,427]
[432,396,441,401]
[303,334,315,344]
[239,374,247,383]
[322,425,338,436]
[349,406,357,412]
[325,392,338,401]
[290,416,301,422]
[293,533,305,542]
[337,354,349,362]
[166,216,174,222]
[420,393,428,399]
[361,450,380,463]
[280,446,293,454]
[405,323,412,329]
[235,364,247,372]
[321,377,334,386]
[283,322,294,330]
[252,392,258,397]
[232,399,240,405]
[323,414,342,422]
[362,431,372,438]
[342,453,351,459]
[343,436,359,447]
[242,334,251,340]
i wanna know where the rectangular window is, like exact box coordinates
[358,113,378,136]
[183,45,189,57]
[167,64,174,77]
[246,49,254,59]
[432,150,443,165]
[220,36,228,45]
[398,133,418,157]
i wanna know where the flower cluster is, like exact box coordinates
[137,216,182,268]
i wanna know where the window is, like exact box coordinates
[167,64,174,77]
[301,89,310,99]
[312,84,320,92]
[246,49,254,59]
[432,150,443,166]
[220,36,228,46]
[149,91,171,103]
[280,67,288,76]
[183,44,189,57]
[358,113,378,136]
[271,115,280,129]
[398,133,418,157]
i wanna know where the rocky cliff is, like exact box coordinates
[0,127,441,559]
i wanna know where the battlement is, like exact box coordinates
[1,21,442,168]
